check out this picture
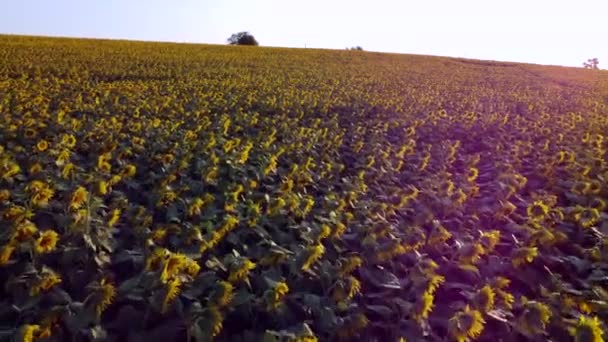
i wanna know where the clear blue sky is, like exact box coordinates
[1,0,605,67]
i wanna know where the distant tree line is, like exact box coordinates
[583,58,599,70]
[227,32,258,46]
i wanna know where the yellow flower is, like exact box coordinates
[185,259,201,277]
[339,255,363,276]
[31,270,62,296]
[11,221,38,243]
[69,186,88,210]
[480,230,500,251]
[98,180,109,195]
[228,258,256,283]
[519,301,552,334]
[414,290,435,321]
[123,164,137,177]
[61,163,75,179]
[527,200,549,222]
[268,281,289,308]
[512,247,538,267]
[29,163,43,174]
[95,278,116,317]
[474,285,496,312]
[467,166,479,182]
[61,133,77,148]
[160,253,188,283]
[162,277,182,313]
[301,244,325,271]
[107,209,121,228]
[213,281,234,307]
[208,305,224,337]
[55,149,70,166]
[146,247,169,271]
[34,230,59,254]
[448,305,486,342]
[458,242,485,264]
[569,315,604,342]
[21,324,40,342]
[0,244,16,265]
[31,187,55,208]
[36,139,49,152]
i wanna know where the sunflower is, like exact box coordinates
[61,163,75,179]
[31,270,62,296]
[569,315,605,342]
[577,208,601,229]
[69,186,88,211]
[160,253,188,283]
[11,221,38,243]
[123,164,137,177]
[339,255,363,276]
[29,163,43,174]
[34,230,59,254]
[61,133,77,148]
[97,180,109,195]
[162,277,182,313]
[458,242,485,264]
[31,187,54,208]
[519,301,552,335]
[512,247,538,267]
[55,149,70,166]
[480,230,500,251]
[0,244,16,265]
[146,247,169,271]
[448,305,486,342]
[107,209,121,228]
[527,200,549,222]
[36,139,49,152]
[208,305,224,337]
[212,281,234,307]
[93,278,116,317]
[228,258,256,283]
[302,244,325,271]
[474,285,496,312]
[414,290,435,321]
[467,167,479,182]
[21,324,40,342]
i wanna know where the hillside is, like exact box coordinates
[1,35,608,341]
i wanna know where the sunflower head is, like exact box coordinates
[527,200,550,222]
[569,315,605,342]
[69,186,88,211]
[448,305,486,342]
[519,301,552,334]
[34,230,59,254]
[474,285,496,312]
[414,290,435,321]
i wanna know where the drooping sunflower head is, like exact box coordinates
[228,258,256,283]
[569,315,605,342]
[69,186,88,211]
[473,285,496,312]
[511,247,538,267]
[519,301,552,334]
[212,281,234,308]
[414,290,435,321]
[448,305,486,342]
[480,230,501,251]
[95,278,116,317]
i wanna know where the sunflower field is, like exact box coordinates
[1,35,608,342]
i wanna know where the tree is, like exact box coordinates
[227,32,259,46]
[583,58,599,70]
[346,46,364,51]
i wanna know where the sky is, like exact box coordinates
[1,0,606,67]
